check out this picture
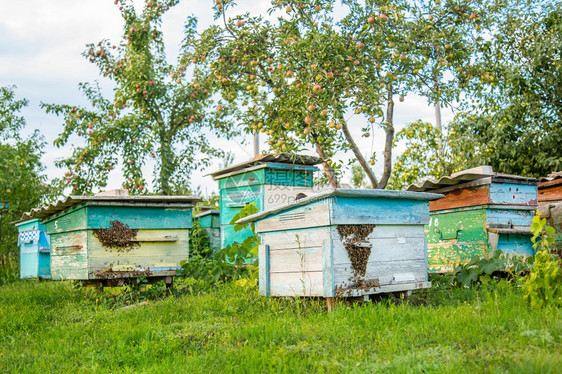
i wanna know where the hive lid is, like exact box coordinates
[19,194,202,222]
[236,188,443,225]
[208,153,323,180]
[406,166,538,192]
[194,210,220,218]
[539,171,562,188]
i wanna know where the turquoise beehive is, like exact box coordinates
[209,153,322,249]
[16,219,50,279]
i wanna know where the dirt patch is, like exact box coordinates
[93,268,152,279]
[93,220,139,252]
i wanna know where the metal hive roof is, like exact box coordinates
[208,153,323,180]
[236,188,443,225]
[406,166,538,192]
[19,195,201,222]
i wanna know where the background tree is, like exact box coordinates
[43,0,238,195]
[0,86,55,282]
[450,1,562,177]
[205,0,495,189]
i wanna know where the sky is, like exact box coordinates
[0,0,452,197]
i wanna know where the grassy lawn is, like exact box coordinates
[0,279,560,373]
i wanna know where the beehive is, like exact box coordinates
[15,219,50,279]
[407,166,538,272]
[21,193,200,284]
[209,153,322,249]
[537,171,562,255]
[194,210,221,252]
[237,189,441,299]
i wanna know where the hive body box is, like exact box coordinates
[408,166,538,272]
[16,219,50,279]
[21,195,199,282]
[209,154,322,249]
[194,210,221,252]
[238,189,442,298]
[537,172,562,255]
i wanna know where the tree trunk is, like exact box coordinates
[159,134,172,195]
[378,85,395,189]
[314,142,339,188]
[339,120,379,189]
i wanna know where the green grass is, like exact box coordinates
[0,279,560,373]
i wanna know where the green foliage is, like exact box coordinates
[1,279,561,372]
[388,120,458,190]
[207,0,495,188]
[447,250,532,288]
[350,163,368,188]
[189,208,212,259]
[523,213,562,308]
[181,203,259,284]
[42,0,239,195]
[0,86,58,283]
[450,1,562,177]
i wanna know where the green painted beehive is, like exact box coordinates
[209,153,322,249]
[21,193,200,282]
[408,166,538,272]
[194,210,221,252]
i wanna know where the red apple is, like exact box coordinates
[304,117,312,124]
[307,104,316,111]
[379,14,388,21]
[367,16,375,23]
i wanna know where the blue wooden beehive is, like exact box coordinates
[20,192,200,284]
[15,219,50,279]
[407,166,539,272]
[237,189,442,299]
[209,153,322,249]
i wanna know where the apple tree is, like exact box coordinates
[42,0,238,195]
[0,86,55,281]
[450,1,562,177]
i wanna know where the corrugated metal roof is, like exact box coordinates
[209,153,323,180]
[406,166,538,192]
[20,195,201,222]
[194,210,220,218]
[236,188,443,225]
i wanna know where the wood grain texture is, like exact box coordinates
[331,197,429,225]
[256,200,331,233]
[429,186,490,212]
[331,226,427,288]
[44,206,88,234]
[87,206,193,230]
[538,184,562,202]
[489,183,537,206]
[259,228,330,297]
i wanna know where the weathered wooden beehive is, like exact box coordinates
[15,219,50,279]
[194,210,221,252]
[407,166,539,272]
[538,171,562,255]
[209,153,322,249]
[237,189,441,299]
[20,193,200,285]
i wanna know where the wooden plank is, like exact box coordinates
[88,229,188,257]
[429,186,490,212]
[256,200,331,233]
[268,271,323,297]
[86,206,192,230]
[486,208,534,227]
[259,228,330,250]
[538,185,562,202]
[50,254,88,280]
[50,231,88,256]
[269,246,324,273]
[337,281,431,298]
[258,243,268,296]
[322,230,334,297]
[333,260,427,288]
[44,206,88,234]
[331,197,430,225]
[263,184,313,210]
[489,183,537,206]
